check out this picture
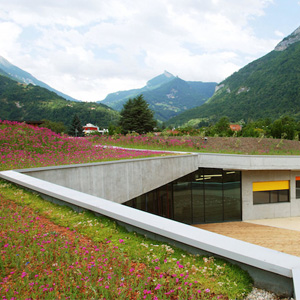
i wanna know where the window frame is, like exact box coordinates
[253,180,290,205]
[296,177,300,199]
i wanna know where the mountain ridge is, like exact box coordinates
[100,71,217,122]
[275,26,300,51]
[0,73,119,127]
[0,56,81,102]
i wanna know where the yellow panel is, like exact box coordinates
[253,180,289,192]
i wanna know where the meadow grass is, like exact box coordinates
[0,121,253,299]
[93,134,300,155]
[0,180,253,299]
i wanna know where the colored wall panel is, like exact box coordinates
[253,181,289,192]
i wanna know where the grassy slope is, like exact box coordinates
[97,135,300,155]
[0,122,253,298]
[0,179,253,299]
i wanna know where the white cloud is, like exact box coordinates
[0,22,22,58]
[275,30,285,37]
[0,0,285,101]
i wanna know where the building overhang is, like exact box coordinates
[198,153,300,171]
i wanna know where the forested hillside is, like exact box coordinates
[0,75,119,127]
[167,27,300,127]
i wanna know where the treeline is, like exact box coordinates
[168,116,300,140]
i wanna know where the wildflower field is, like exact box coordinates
[0,120,253,299]
[0,120,167,172]
[0,182,253,299]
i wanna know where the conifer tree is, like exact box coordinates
[119,95,156,134]
[68,114,84,137]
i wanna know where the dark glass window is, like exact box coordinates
[296,180,300,199]
[146,191,157,215]
[253,191,270,204]
[158,184,173,219]
[223,171,242,221]
[270,191,278,203]
[136,195,146,211]
[203,168,223,223]
[278,190,289,202]
[191,169,205,224]
[173,174,192,224]
[253,190,289,204]
[124,168,242,225]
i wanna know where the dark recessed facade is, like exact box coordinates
[124,167,242,224]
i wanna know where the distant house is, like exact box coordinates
[230,124,242,132]
[83,123,108,135]
[25,121,44,127]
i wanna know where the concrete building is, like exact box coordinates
[11,153,300,224]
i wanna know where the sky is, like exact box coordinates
[0,0,299,102]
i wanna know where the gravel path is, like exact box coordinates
[245,288,294,300]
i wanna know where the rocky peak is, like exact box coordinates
[274,26,300,51]
[163,70,174,78]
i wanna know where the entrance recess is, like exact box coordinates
[124,168,242,224]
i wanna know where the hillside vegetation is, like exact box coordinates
[0,75,119,127]
[167,39,300,127]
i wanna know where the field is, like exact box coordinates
[0,182,252,299]
[0,120,168,171]
[95,134,300,155]
[0,121,260,299]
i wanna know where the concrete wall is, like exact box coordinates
[242,170,300,220]
[16,153,300,218]
[198,153,300,170]
[20,154,198,204]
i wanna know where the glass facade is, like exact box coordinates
[296,177,300,199]
[124,168,242,224]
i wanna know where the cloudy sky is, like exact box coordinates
[0,0,299,102]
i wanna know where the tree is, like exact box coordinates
[212,116,231,136]
[270,116,296,140]
[119,95,157,134]
[41,119,67,134]
[68,114,84,137]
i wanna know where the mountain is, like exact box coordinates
[0,56,80,102]
[167,26,300,127]
[0,74,119,127]
[100,71,176,111]
[99,71,217,122]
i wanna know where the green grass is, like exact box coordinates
[93,134,300,156]
[0,180,253,299]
